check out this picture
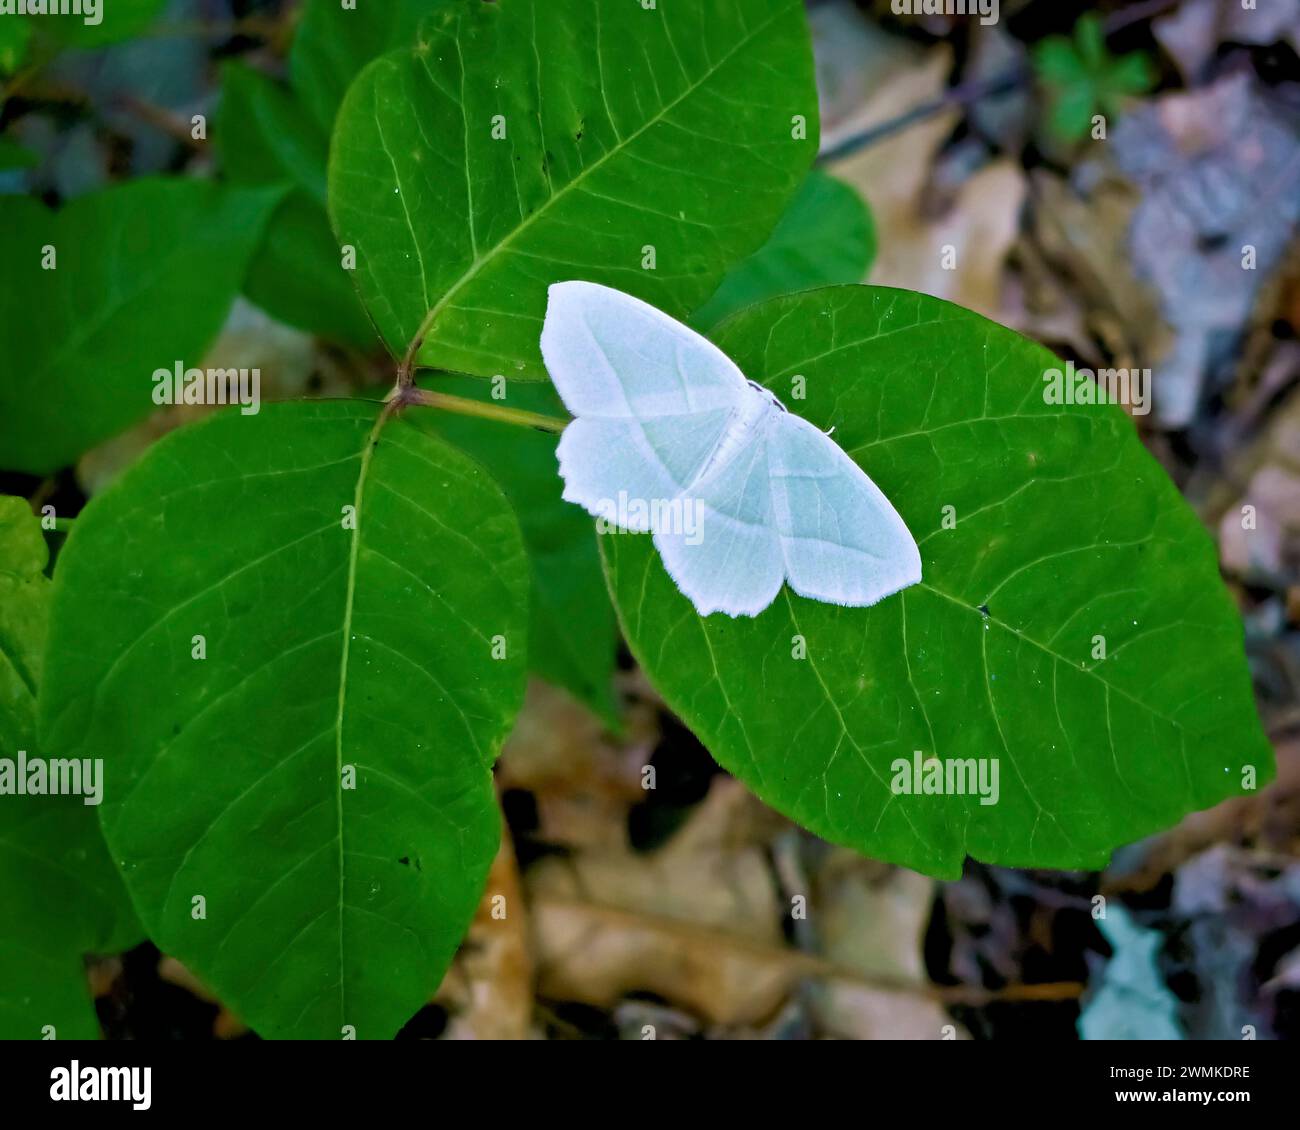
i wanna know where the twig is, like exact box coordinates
[1105,0,1185,35]
[26,478,55,513]
[532,895,1084,1007]
[818,64,1026,164]
[116,94,205,151]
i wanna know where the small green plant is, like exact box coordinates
[0,0,1269,1040]
[1033,14,1156,143]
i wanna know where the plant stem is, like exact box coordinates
[397,386,569,433]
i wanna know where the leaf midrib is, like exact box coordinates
[331,406,388,1029]
[400,0,794,367]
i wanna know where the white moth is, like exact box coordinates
[540,281,922,618]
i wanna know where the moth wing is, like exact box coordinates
[768,411,922,607]
[653,413,785,618]
[542,280,750,419]
[543,281,753,523]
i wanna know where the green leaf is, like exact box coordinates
[218,62,330,206]
[0,12,31,74]
[328,0,818,376]
[1047,84,1098,144]
[412,377,618,724]
[0,496,140,1041]
[693,170,875,329]
[1033,17,1156,145]
[1032,37,1085,85]
[0,135,38,170]
[0,498,46,781]
[601,288,1272,878]
[216,63,374,346]
[242,192,379,349]
[0,179,281,475]
[44,0,167,49]
[39,401,529,1039]
[1106,53,1157,98]
[1073,13,1107,70]
[220,2,446,347]
[290,0,444,136]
